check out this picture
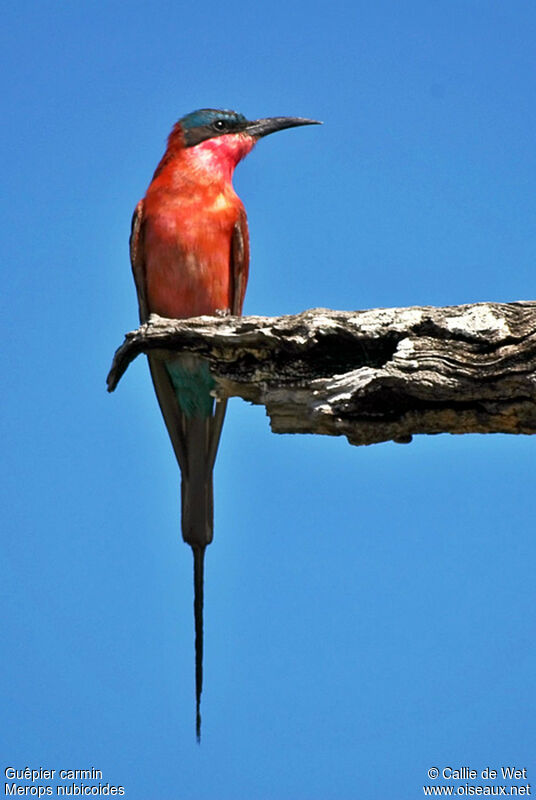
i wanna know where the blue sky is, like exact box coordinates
[2,1,535,798]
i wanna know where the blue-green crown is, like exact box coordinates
[179,108,247,130]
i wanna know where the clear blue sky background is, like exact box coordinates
[2,1,535,798]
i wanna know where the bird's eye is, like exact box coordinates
[213,119,228,131]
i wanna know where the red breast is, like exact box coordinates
[143,133,255,319]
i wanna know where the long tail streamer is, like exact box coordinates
[192,545,205,742]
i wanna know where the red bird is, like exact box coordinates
[130,108,320,739]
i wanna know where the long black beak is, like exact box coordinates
[245,116,322,138]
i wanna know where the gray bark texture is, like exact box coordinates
[107,302,536,446]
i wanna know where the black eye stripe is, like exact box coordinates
[183,114,248,147]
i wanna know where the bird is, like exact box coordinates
[129,108,321,740]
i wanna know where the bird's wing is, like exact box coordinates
[207,210,249,466]
[230,208,250,315]
[129,199,188,474]
[130,200,149,323]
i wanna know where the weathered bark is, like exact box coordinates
[107,302,536,446]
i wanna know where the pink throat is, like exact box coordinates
[184,133,256,181]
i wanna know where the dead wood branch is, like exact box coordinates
[107,302,536,446]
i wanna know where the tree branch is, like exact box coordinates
[107,302,536,446]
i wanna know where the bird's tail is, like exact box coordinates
[180,413,215,742]
[180,413,216,547]
[149,353,227,741]
[192,544,205,742]
[181,405,226,742]
[174,359,227,743]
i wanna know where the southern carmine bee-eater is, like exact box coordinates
[129,108,320,740]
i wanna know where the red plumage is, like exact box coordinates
[142,131,253,319]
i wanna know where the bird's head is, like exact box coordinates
[166,108,321,180]
[179,108,321,146]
